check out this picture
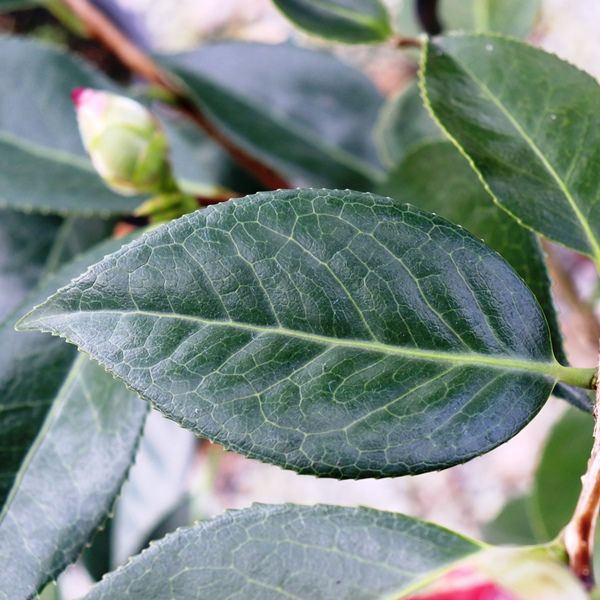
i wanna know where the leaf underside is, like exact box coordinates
[20,189,560,478]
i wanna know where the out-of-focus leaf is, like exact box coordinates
[440,0,541,38]
[421,34,600,264]
[158,42,384,189]
[84,504,482,599]
[156,107,259,195]
[20,189,590,479]
[483,495,538,546]
[0,38,140,216]
[272,0,393,43]
[112,410,195,566]
[0,211,62,321]
[375,82,443,167]
[530,408,593,540]
[0,235,146,599]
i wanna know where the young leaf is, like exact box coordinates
[0,236,146,598]
[157,42,383,190]
[272,0,393,43]
[19,189,594,478]
[0,38,140,216]
[421,33,600,264]
[377,140,591,411]
[84,504,482,599]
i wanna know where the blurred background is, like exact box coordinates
[2,0,598,596]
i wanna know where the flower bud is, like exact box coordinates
[72,88,176,195]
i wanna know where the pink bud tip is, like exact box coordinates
[408,582,517,600]
[70,87,87,107]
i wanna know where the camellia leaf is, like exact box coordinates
[0,211,62,321]
[439,0,541,38]
[0,38,140,216]
[157,42,383,190]
[0,217,111,502]
[0,236,147,599]
[377,140,590,411]
[19,189,595,478]
[421,33,600,264]
[272,0,393,43]
[375,82,444,168]
[0,356,146,600]
[483,495,538,546]
[530,408,593,540]
[84,504,482,599]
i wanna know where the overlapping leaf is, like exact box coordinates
[158,42,383,189]
[377,139,591,410]
[0,38,140,216]
[272,0,393,43]
[375,83,443,167]
[20,189,594,478]
[84,504,482,599]
[0,211,62,321]
[531,408,593,540]
[0,235,146,599]
[421,33,600,264]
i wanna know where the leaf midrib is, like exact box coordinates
[432,40,600,264]
[24,307,574,380]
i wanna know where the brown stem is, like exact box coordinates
[564,358,600,589]
[59,0,290,190]
[392,35,423,49]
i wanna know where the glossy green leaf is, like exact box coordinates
[421,33,600,264]
[375,140,592,413]
[377,140,566,364]
[20,189,594,478]
[84,504,482,599]
[0,235,146,599]
[272,0,393,43]
[0,38,140,216]
[157,42,383,190]
[530,408,593,540]
[375,82,444,167]
[439,0,541,38]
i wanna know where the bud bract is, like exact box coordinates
[72,88,176,195]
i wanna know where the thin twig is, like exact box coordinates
[59,0,290,190]
[564,360,600,589]
[392,35,423,49]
